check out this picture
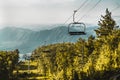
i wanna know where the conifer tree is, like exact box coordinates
[95,8,116,37]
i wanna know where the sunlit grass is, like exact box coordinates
[13,60,51,80]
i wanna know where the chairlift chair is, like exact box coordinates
[42,49,51,53]
[68,10,86,35]
[68,22,86,35]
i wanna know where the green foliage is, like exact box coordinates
[95,8,117,37]
[31,29,120,80]
[0,8,119,80]
[0,49,19,80]
[31,9,120,80]
[31,27,120,79]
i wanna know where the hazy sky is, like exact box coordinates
[0,0,120,26]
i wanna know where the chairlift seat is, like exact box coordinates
[69,31,86,35]
[42,50,50,53]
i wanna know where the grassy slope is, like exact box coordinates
[14,61,49,80]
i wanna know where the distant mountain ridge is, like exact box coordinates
[0,25,97,53]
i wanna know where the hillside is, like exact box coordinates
[31,29,120,80]
[0,8,120,80]
[0,25,97,53]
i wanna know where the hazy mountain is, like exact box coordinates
[0,25,97,53]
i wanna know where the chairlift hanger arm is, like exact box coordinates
[73,10,77,22]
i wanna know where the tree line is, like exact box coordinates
[31,9,120,80]
[0,8,119,80]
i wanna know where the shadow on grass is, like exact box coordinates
[14,72,48,80]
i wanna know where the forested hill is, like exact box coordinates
[0,25,97,53]
[0,8,120,80]
[32,29,120,80]
[31,9,120,80]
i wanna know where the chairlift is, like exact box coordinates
[68,10,86,35]
[42,49,51,53]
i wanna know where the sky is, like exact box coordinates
[0,0,120,26]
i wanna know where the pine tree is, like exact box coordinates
[95,8,116,37]
[87,35,95,55]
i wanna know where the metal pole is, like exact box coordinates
[28,58,30,73]
[82,41,84,66]
[27,56,31,74]
[72,56,74,80]
[81,40,84,72]
[44,64,46,80]
[73,10,77,23]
